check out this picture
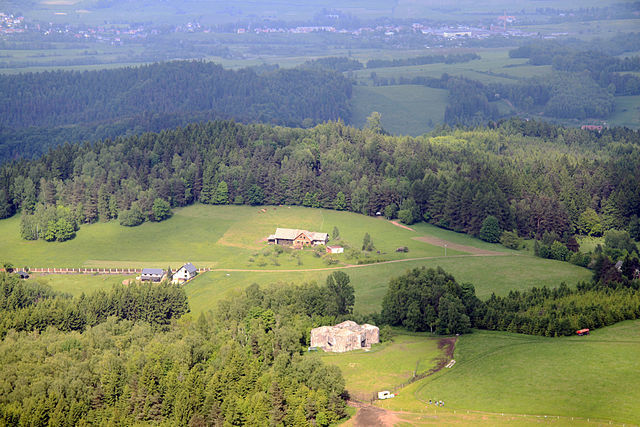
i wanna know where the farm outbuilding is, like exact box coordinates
[140,268,164,282]
[267,228,329,248]
[326,245,344,254]
[310,321,379,352]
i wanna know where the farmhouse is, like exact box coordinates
[171,263,197,284]
[140,268,164,282]
[326,245,344,254]
[310,320,379,352]
[267,228,329,248]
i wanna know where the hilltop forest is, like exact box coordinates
[0,61,352,160]
[1,118,639,247]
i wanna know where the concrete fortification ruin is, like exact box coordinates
[310,321,379,352]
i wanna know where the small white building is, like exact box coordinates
[172,263,197,284]
[326,245,344,254]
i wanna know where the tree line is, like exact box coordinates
[0,274,189,338]
[0,271,355,425]
[379,265,640,337]
[1,118,639,245]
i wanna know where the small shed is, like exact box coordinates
[576,328,590,336]
[326,245,344,254]
[141,268,164,282]
[16,271,29,279]
[172,263,197,284]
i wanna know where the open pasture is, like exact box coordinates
[409,321,640,425]
[610,95,640,129]
[184,252,591,315]
[352,49,547,86]
[0,205,461,269]
[350,85,448,136]
[0,205,592,315]
[318,333,444,397]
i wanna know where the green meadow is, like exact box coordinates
[1,204,592,315]
[184,255,591,316]
[0,205,462,269]
[409,321,640,424]
[350,85,448,136]
[610,95,640,129]
[319,333,442,397]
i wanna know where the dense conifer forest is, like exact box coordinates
[0,61,352,160]
[0,272,352,425]
[1,118,639,247]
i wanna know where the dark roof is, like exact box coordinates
[142,268,164,276]
[16,271,29,278]
[182,263,197,274]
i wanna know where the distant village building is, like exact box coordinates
[310,321,379,352]
[140,268,164,282]
[172,263,197,284]
[581,125,603,131]
[326,245,344,254]
[267,228,329,248]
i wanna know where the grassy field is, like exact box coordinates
[183,254,592,315]
[610,95,640,129]
[0,205,463,268]
[409,321,640,424]
[350,85,448,136]
[351,50,547,86]
[1,205,592,315]
[318,333,443,398]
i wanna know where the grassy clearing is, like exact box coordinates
[350,85,448,136]
[0,205,459,269]
[29,273,136,296]
[575,236,604,253]
[1,205,591,315]
[411,321,640,424]
[318,333,442,397]
[610,95,640,129]
[352,49,538,86]
[184,253,590,315]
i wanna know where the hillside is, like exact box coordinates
[0,204,593,315]
[2,119,639,252]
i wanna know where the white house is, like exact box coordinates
[172,263,197,284]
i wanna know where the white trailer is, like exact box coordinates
[378,391,395,400]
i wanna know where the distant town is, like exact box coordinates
[1,10,555,48]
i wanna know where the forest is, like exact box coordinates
[380,261,640,337]
[0,61,352,160]
[1,118,639,250]
[0,271,356,426]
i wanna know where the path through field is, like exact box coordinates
[412,236,508,256]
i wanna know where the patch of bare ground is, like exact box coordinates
[389,220,415,231]
[348,337,457,427]
[412,236,509,256]
[350,403,401,427]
